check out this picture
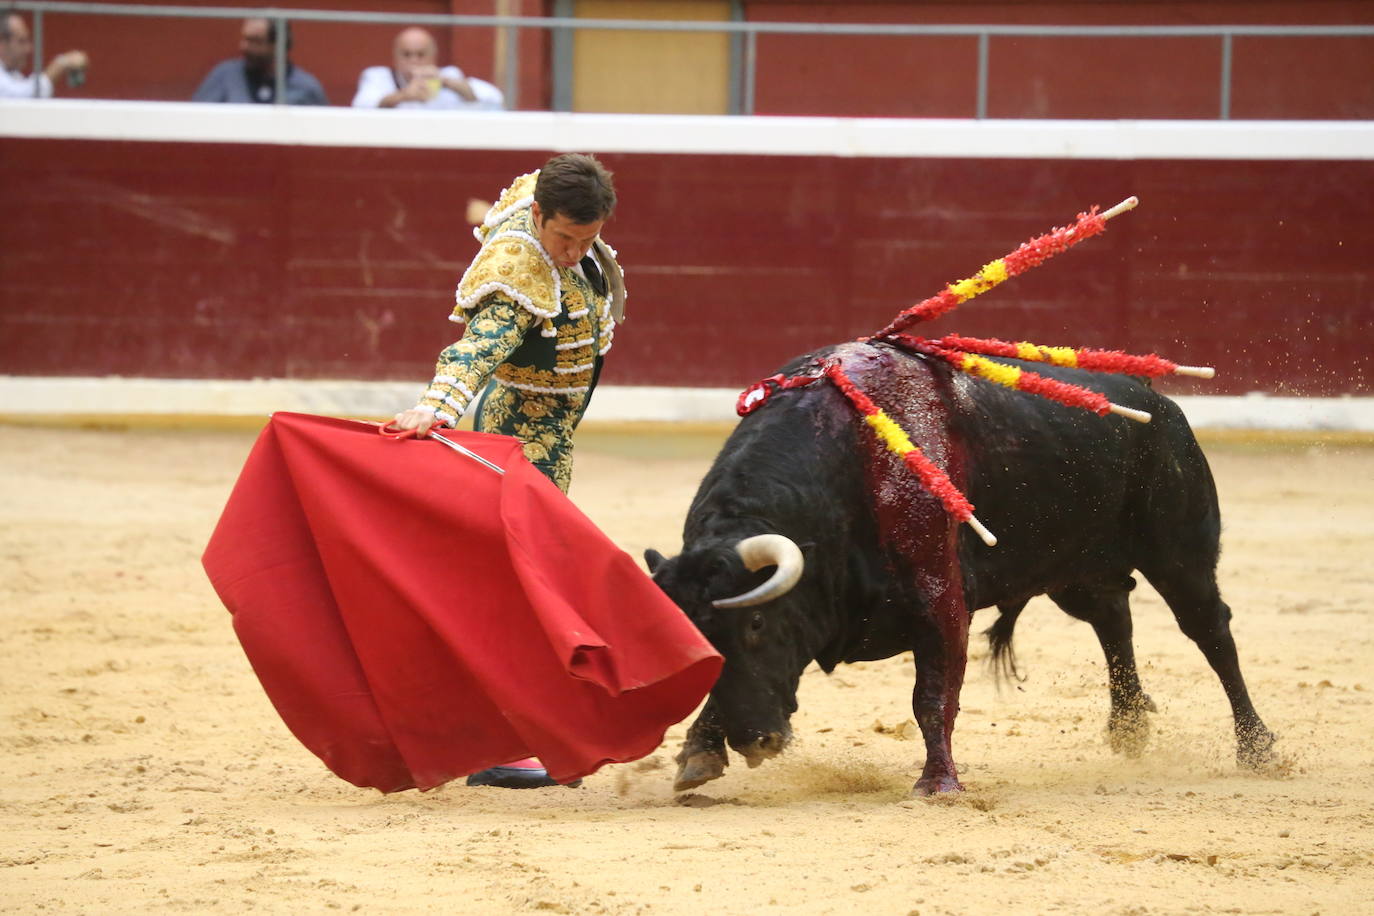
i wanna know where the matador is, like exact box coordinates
[398,154,625,493]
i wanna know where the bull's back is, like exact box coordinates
[939,357,1216,608]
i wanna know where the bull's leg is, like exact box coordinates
[673,699,729,791]
[1049,583,1155,757]
[1140,569,1276,768]
[910,590,969,796]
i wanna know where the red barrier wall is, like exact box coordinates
[2,136,1369,397]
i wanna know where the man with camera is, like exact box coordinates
[0,11,88,98]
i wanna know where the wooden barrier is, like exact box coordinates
[1,104,1371,400]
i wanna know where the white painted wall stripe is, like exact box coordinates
[2,377,1371,431]
[3,100,1373,160]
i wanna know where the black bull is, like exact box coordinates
[647,341,1275,795]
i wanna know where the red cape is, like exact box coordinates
[202,413,721,792]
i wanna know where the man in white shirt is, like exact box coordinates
[351,27,504,111]
[0,11,87,98]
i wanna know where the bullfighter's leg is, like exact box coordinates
[673,698,730,791]
[473,382,585,493]
[1140,568,1276,768]
[1048,582,1155,757]
[466,382,586,789]
[910,591,969,796]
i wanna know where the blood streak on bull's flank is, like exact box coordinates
[845,343,970,746]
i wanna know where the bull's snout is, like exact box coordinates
[730,729,791,768]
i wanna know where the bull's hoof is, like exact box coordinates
[1107,707,1152,758]
[911,775,964,797]
[734,733,788,769]
[673,750,728,792]
[1236,726,1278,771]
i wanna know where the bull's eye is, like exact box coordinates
[742,611,766,649]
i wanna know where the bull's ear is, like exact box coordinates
[644,548,667,574]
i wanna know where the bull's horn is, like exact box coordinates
[712,534,805,609]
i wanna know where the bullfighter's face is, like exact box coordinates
[531,203,603,269]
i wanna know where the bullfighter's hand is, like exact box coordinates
[392,408,437,437]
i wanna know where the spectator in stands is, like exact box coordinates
[351,26,503,110]
[0,11,88,98]
[193,17,327,105]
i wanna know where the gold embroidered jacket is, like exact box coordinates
[416,171,622,425]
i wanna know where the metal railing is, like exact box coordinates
[13,1,1374,118]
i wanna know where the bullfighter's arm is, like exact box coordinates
[412,294,538,426]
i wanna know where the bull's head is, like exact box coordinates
[647,533,814,782]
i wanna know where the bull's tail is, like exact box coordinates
[984,600,1028,684]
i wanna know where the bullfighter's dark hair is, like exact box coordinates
[535,153,616,225]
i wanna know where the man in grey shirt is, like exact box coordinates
[193,17,327,105]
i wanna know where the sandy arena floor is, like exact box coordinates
[2,422,1372,914]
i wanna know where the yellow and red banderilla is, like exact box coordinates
[823,362,998,547]
[874,196,1139,339]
